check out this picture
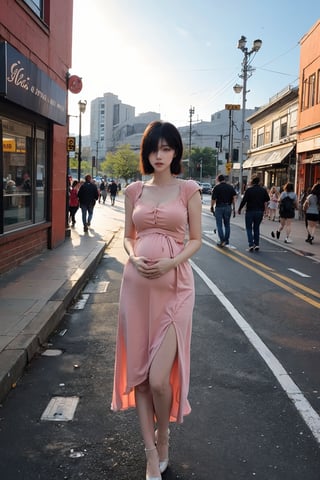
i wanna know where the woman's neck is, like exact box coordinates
[149,173,178,187]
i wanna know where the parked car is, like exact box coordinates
[199,182,212,194]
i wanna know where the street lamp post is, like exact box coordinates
[188,106,195,177]
[77,100,87,181]
[234,36,262,194]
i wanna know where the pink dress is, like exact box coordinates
[111,179,200,423]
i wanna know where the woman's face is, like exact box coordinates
[148,139,175,173]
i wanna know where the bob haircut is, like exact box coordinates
[139,121,183,175]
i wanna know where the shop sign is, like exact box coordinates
[0,41,66,125]
[3,138,16,152]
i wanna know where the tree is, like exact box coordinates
[103,144,140,183]
[187,146,218,180]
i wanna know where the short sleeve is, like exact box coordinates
[181,179,201,204]
[124,181,143,204]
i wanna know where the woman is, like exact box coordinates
[267,186,279,221]
[111,121,202,479]
[68,180,79,226]
[304,184,320,244]
[271,182,298,243]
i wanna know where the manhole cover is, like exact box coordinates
[41,396,79,421]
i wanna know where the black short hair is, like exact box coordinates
[251,175,260,185]
[140,121,183,175]
[217,174,225,182]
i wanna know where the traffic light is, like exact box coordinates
[66,137,76,152]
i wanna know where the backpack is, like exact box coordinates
[279,195,294,217]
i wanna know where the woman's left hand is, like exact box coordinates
[142,257,175,279]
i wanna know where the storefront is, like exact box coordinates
[243,143,296,189]
[0,41,67,273]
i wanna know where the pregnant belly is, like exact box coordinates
[134,234,181,260]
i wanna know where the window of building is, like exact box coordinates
[1,117,47,233]
[257,126,264,147]
[24,0,43,16]
[271,119,280,143]
[317,69,320,104]
[302,77,308,110]
[20,0,49,24]
[280,116,287,138]
[308,73,316,107]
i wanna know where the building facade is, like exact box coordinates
[297,19,320,197]
[0,0,73,274]
[90,92,135,163]
[244,86,298,189]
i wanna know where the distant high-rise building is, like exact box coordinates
[90,92,135,162]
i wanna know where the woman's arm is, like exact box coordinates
[123,193,136,257]
[172,189,202,267]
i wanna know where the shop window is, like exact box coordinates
[1,117,47,232]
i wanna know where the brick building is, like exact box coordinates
[0,0,73,273]
[297,19,320,197]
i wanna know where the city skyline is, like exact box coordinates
[68,0,319,136]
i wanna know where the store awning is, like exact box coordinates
[243,144,294,169]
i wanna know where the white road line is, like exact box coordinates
[288,268,311,278]
[190,259,320,445]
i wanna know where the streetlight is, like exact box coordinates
[233,36,262,194]
[77,99,87,181]
[188,106,195,177]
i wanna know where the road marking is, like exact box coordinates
[202,238,320,307]
[84,280,110,293]
[288,268,311,278]
[190,259,320,445]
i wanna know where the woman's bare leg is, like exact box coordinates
[149,324,177,461]
[135,381,160,477]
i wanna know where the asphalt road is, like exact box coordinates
[0,205,319,479]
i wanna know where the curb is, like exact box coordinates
[0,239,109,404]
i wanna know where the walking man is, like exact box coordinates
[238,175,270,251]
[77,174,99,232]
[108,180,118,206]
[211,174,237,247]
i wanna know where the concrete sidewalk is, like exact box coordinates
[0,199,125,403]
[0,194,319,404]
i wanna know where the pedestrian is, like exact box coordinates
[271,182,298,243]
[210,174,237,247]
[108,179,118,206]
[238,175,270,252]
[69,180,79,226]
[99,179,107,204]
[77,174,99,232]
[111,120,202,480]
[267,186,279,221]
[303,183,320,244]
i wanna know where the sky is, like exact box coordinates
[68,0,320,136]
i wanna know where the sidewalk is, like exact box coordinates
[0,196,319,404]
[0,199,124,403]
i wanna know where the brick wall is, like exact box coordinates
[0,226,49,274]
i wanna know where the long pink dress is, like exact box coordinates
[111,179,200,423]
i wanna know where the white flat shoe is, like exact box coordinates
[145,447,161,480]
[155,429,170,473]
